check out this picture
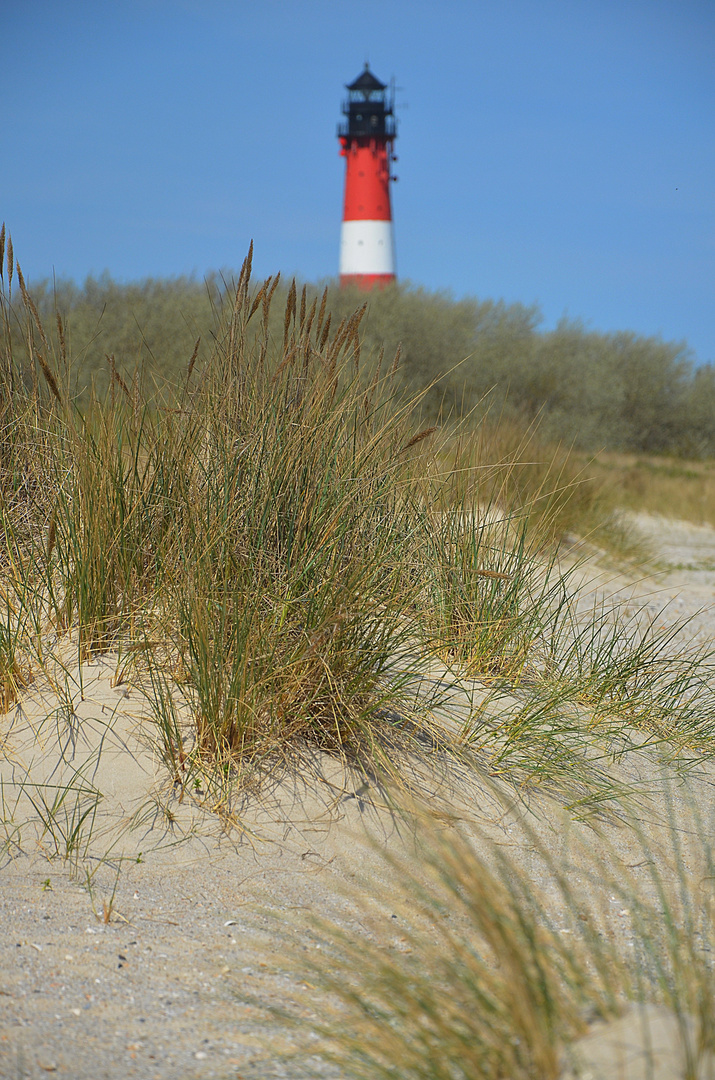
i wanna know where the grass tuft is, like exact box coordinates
[283,798,715,1080]
[0,237,714,817]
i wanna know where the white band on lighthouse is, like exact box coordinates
[339,219,395,277]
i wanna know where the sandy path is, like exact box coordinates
[2,512,715,1080]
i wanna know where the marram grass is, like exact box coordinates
[274,798,715,1080]
[3,233,715,1078]
[1,233,715,804]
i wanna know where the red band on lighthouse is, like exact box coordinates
[338,65,397,289]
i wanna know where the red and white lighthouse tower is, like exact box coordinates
[338,64,397,289]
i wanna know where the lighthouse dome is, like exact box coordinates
[346,64,387,95]
[339,64,395,140]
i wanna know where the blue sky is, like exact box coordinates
[4,0,714,362]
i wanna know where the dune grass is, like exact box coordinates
[285,798,715,1080]
[3,234,715,1077]
[1,234,715,804]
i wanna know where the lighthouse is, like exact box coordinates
[338,64,397,289]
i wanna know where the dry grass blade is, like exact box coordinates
[6,233,13,292]
[316,285,328,338]
[17,262,51,353]
[236,239,253,304]
[400,426,437,453]
[389,341,402,382]
[304,294,317,340]
[265,271,281,317]
[46,508,57,560]
[56,311,67,367]
[284,277,296,347]
[37,352,62,404]
[109,357,130,399]
[248,279,267,322]
[299,283,306,330]
[319,310,332,350]
[185,336,201,390]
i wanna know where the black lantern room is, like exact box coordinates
[338,63,396,140]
